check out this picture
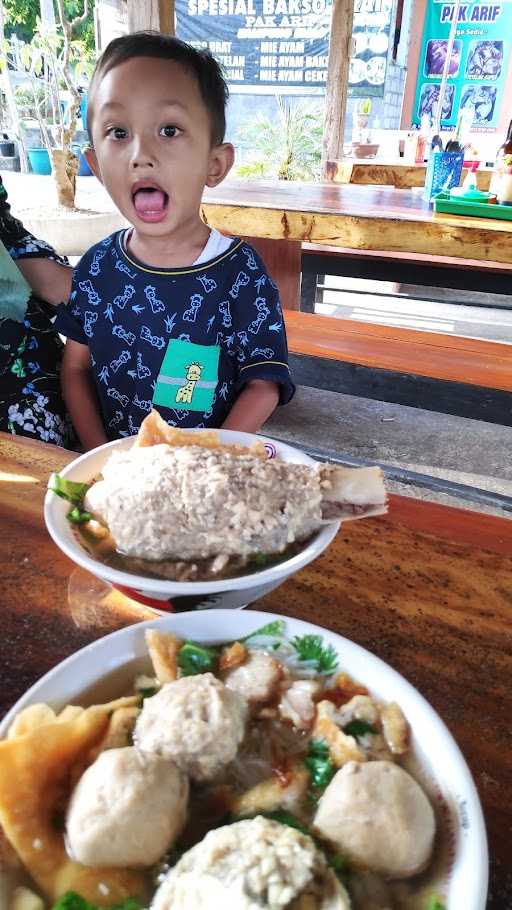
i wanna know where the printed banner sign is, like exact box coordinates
[175,0,392,95]
[412,0,512,130]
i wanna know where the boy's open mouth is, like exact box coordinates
[132,183,169,223]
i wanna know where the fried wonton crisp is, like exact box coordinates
[0,704,148,906]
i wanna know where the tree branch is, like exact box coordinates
[56,0,90,33]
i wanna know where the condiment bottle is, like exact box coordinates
[489,117,512,198]
[415,115,430,164]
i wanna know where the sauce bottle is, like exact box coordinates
[490,117,512,199]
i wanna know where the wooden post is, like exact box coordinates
[127,0,174,34]
[321,0,354,177]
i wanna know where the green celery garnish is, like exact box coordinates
[328,852,349,882]
[50,894,95,910]
[254,553,268,566]
[177,641,218,676]
[291,634,339,674]
[50,892,142,910]
[262,809,310,834]
[425,898,446,910]
[343,719,377,740]
[50,475,90,504]
[241,619,286,641]
[305,738,335,791]
[50,474,92,526]
[139,686,158,699]
[67,506,93,524]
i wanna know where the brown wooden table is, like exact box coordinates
[202,179,512,315]
[202,179,512,266]
[1,433,511,907]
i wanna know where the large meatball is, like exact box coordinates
[66,747,188,867]
[151,817,350,910]
[313,760,435,879]
[134,673,247,781]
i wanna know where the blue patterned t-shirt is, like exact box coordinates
[55,231,295,439]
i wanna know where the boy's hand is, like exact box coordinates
[222,379,279,434]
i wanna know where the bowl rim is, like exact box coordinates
[0,609,489,910]
[44,431,341,595]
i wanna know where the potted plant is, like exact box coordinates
[354,98,372,131]
[235,96,324,181]
[1,2,125,255]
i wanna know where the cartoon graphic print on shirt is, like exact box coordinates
[153,339,219,412]
[55,232,294,438]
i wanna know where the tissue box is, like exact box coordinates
[423,151,464,203]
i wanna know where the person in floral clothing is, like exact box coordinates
[0,175,76,447]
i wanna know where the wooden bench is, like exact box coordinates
[284,310,512,425]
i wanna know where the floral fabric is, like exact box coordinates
[0,175,75,448]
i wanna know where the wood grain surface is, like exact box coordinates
[284,310,512,391]
[1,433,511,907]
[201,180,512,265]
[326,159,492,192]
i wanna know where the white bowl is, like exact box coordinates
[0,610,488,910]
[44,431,340,612]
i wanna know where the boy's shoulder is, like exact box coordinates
[222,239,276,281]
[73,230,123,276]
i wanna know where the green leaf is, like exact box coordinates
[50,892,143,910]
[177,641,218,676]
[328,852,349,881]
[51,894,95,910]
[50,474,89,505]
[290,635,339,674]
[67,507,92,525]
[253,553,268,566]
[307,738,330,758]
[139,686,158,699]
[425,897,446,910]
[261,809,310,834]
[343,719,377,740]
[240,620,286,641]
[304,738,335,791]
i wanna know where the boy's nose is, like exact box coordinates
[130,138,156,168]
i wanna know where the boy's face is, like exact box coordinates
[85,56,233,244]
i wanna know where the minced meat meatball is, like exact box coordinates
[150,817,350,910]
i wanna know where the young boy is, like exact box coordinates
[55,32,294,450]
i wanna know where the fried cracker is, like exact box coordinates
[145,629,181,683]
[0,705,147,905]
[135,409,267,459]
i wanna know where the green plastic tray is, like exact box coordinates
[433,191,512,220]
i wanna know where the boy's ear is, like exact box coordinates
[205,142,235,188]
[83,146,103,184]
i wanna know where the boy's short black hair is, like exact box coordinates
[87,31,229,146]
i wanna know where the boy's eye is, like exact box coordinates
[160,125,180,138]
[107,127,128,140]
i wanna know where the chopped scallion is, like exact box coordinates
[177,641,218,676]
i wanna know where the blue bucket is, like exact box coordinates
[72,145,93,176]
[80,93,88,131]
[27,148,51,175]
